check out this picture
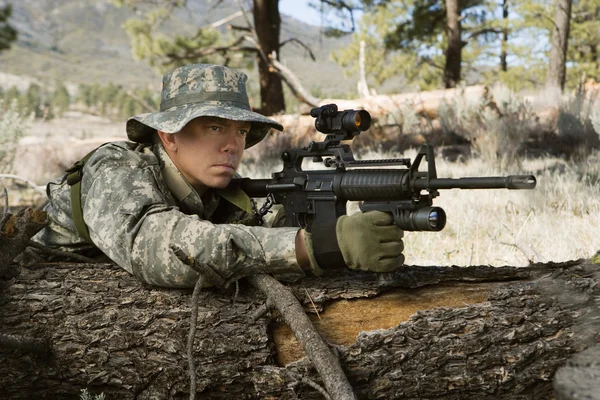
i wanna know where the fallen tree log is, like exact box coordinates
[0,258,598,399]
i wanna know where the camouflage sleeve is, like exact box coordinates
[82,155,305,288]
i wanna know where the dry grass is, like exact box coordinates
[350,148,600,267]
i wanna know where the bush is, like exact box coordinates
[0,99,33,174]
[437,85,537,171]
[556,88,600,159]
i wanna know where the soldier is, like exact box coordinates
[33,64,405,288]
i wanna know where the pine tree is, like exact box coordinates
[0,4,17,52]
[110,0,288,115]
[21,84,43,118]
[52,82,71,116]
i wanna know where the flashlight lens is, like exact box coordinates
[428,211,440,229]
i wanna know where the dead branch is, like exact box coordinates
[280,38,316,61]
[234,0,321,109]
[500,223,546,264]
[247,273,357,400]
[201,10,243,30]
[171,246,226,289]
[125,91,155,113]
[269,52,321,107]
[172,243,355,399]
[0,175,46,195]
[25,240,99,264]
[164,35,247,62]
[187,275,205,400]
[0,333,49,354]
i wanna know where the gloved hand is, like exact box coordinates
[306,211,405,273]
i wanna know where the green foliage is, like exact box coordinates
[330,0,600,93]
[74,82,160,119]
[79,388,106,400]
[0,99,33,174]
[0,4,17,52]
[330,0,506,91]
[111,0,246,73]
[52,82,71,116]
[331,1,444,91]
[564,0,600,89]
[21,84,45,118]
[0,84,62,120]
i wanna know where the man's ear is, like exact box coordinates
[157,130,177,152]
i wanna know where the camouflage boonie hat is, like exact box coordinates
[126,64,283,148]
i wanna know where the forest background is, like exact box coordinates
[0,0,599,269]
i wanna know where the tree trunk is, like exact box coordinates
[253,0,285,115]
[444,0,462,88]
[500,0,509,72]
[0,258,598,399]
[547,0,573,91]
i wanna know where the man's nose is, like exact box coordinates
[222,130,241,152]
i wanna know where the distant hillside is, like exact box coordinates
[0,0,356,97]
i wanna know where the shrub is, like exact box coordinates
[557,87,600,159]
[0,99,33,174]
[437,85,537,172]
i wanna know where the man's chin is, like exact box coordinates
[209,176,234,189]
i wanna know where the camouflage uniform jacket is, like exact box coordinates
[33,141,304,287]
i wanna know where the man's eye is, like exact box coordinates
[239,129,249,136]
[209,125,222,132]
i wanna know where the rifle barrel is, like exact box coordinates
[415,175,537,190]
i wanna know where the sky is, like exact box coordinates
[278,0,363,28]
[278,0,324,26]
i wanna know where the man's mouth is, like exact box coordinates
[214,163,236,171]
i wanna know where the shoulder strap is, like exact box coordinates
[65,145,107,244]
[216,185,254,214]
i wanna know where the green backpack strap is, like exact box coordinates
[65,145,106,244]
[217,185,254,215]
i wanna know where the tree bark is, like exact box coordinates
[0,258,598,399]
[444,0,462,88]
[253,0,286,115]
[500,0,509,72]
[547,0,573,91]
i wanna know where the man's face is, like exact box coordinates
[160,116,249,192]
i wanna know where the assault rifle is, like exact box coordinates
[230,104,536,232]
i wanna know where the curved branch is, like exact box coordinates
[247,274,357,400]
[269,53,321,107]
[164,35,247,62]
[280,38,316,61]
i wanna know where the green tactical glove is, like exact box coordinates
[307,211,405,273]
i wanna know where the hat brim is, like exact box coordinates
[126,102,284,148]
